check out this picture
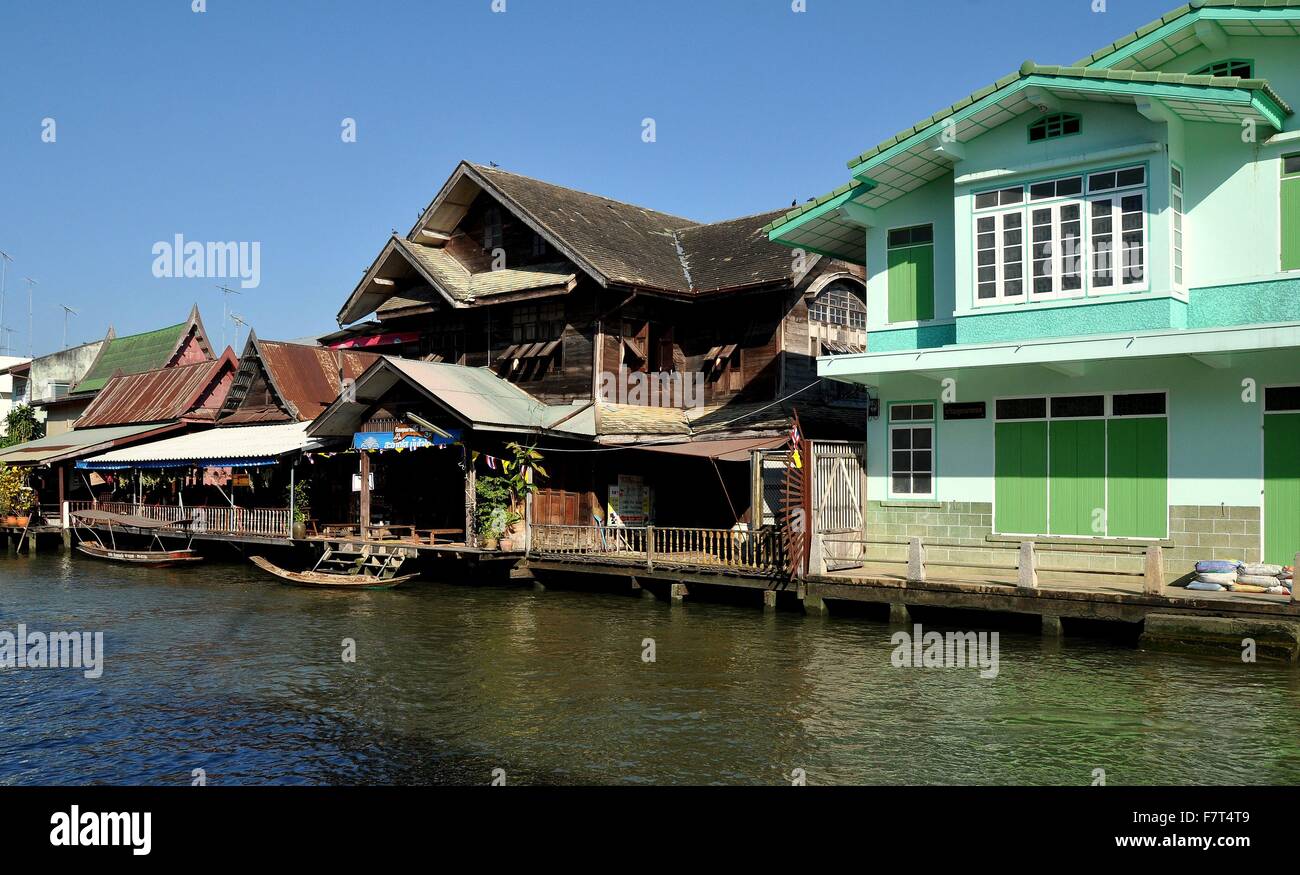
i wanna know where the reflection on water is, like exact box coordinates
[2,553,1299,785]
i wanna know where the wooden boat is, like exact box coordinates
[250,555,417,590]
[72,509,203,568]
[75,540,204,567]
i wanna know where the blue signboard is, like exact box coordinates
[351,428,461,452]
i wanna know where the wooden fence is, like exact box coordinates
[530,524,787,576]
[67,501,292,539]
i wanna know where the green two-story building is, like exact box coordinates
[766,0,1300,573]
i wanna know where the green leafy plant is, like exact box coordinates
[475,475,517,541]
[0,464,33,516]
[287,479,312,523]
[504,442,547,509]
[1,405,43,449]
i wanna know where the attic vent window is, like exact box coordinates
[1193,59,1253,79]
[1028,113,1081,143]
[483,206,503,250]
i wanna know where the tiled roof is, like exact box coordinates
[72,322,189,395]
[1073,1,1300,69]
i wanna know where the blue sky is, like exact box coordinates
[0,0,1180,356]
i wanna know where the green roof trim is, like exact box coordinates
[762,182,872,238]
[844,62,1292,175]
[1074,1,1300,70]
[73,323,187,395]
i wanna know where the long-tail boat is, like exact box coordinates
[71,509,203,567]
[249,544,417,590]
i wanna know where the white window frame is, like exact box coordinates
[1171,165,1186,290]
[1028,199,1086,300]
[974,208,1027,305]
[973,165,1150,306]
[888,402,936,500]
[1089,189,1149,295]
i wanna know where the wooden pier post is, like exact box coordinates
[359,453,372,533]
[907,537,926,583]
[763,589,778,612]
[1017,541,1038,589]
[463,456,476,549]
[669,583,688,603]
[1143,546,1165,595]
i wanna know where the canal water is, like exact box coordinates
[2,553,1299,785]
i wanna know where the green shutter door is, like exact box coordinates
[995,421,1048,535]
[1264,413,1300,566]
[886,246,934,323]
[1107,417,1168,539]
[1049,420,1106,536]
[1283,176,1300,272]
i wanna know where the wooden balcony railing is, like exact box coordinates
[530,524,786,576]
[67,501,292,539]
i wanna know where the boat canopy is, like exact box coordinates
[72,509,194,529]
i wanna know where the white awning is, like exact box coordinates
[78,422,330,470]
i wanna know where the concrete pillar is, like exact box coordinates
[799,583,828,614]
[1017,541,1038,589]
[889,602,911,625]
[763,589,778,612]
[1042,614,1064,637]
[6,534,14,556]
[61,529,72,551]
[808,530,826,577]
[532,581,547,593]
[1143,546,1165,595]
[669,583,688,603]
[907,537,926,583]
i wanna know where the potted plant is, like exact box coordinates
[13,487,34,528]
[287,478,312,540]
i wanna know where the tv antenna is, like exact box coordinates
[59,304,79,349]
[23,277,37,357]
[216,284,241,350]
[228,311,249,348]
[0,250,12,356]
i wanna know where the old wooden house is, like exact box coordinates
[328,162,868,534]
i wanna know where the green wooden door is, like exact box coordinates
[1264,413,1300,566]
[886,245,934,323]
[1283,173,1300,272]
[1049,420,1106,536]
[1107,417,1168,539]
[995,421,1048,535]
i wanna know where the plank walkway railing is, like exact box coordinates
[67,500,292,539]
[530,524,787,576]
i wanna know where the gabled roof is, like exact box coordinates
[71,306,212,395]
[766,61,1292,258]
[338,162,819,324]
[1075,1,1300,70]
[74,349,238,429]
[220,332,381,425]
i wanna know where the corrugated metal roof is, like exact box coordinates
[75,351,237,428]
[79,422,326,468]
[385,358,556,430]
[0,423,183,467]
[221,337,380,425]
[260,341,379,421]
